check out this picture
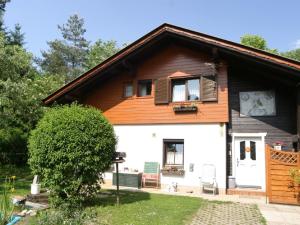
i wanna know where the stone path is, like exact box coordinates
[190,202,265,225]
[102,185,300,225]
[258,204,300,225]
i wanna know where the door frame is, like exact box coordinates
[231,132,267,190]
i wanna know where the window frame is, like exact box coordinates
[123,81,134,98]
[171,76,201,102]
[137,79,153,97]
[163,139,184,167]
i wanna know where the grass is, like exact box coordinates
[0,165,33,196]
[254,205,267,225]
[28,190,204,225]
[0,166,202,225]
[87,190,204,225]
[1,166,266,225]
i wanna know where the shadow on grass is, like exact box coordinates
[84,189,151,207]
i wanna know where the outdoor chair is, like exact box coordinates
[199,164,217,195]
[142,162,160,188]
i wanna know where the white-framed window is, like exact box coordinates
[172,78,200,102]
[163,139,184,166]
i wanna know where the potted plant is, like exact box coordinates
[273,141,284,150]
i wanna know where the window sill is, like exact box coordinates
[171,100,201,104]
[122,96,134,100]
[136,96,153,99]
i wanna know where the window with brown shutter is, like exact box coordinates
[155,78,169,104]
[171,78,200,102]
[201,75,217,101]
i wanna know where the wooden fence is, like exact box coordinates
[265,145,300,205]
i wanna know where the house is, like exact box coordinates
[43,24,300,196]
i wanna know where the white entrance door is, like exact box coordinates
[234,137,263,188]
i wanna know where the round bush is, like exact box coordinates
[28,104,116,205]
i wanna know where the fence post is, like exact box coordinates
[265,144,270,203]
[298,153,300,168]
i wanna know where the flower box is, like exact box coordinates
[173,105,197,113]
[273,141,285,151]
[161,167,185,176]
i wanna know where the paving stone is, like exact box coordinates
[190,202,264,225]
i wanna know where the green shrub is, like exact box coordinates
[28,104,116,206]
[31,206,97,225]
[0,128,27,165]
[0,177,15,225]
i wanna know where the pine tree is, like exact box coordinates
[7,23,25,46]
[0,0,10,33]
[39,14,89,82]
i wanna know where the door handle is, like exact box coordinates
[236,158,239,167]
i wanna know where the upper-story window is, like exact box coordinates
[154,75,217,104]
[172,78,200,102]
[138,80,152,97]
[123,82,133,97]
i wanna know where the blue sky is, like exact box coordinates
[4,0,300,57]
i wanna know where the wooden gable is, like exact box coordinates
[83,44,229,124]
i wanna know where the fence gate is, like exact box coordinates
[266,145,300,205]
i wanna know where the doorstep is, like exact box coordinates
[227,188,266,197]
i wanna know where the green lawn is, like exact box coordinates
[87,190,204,225]
[0,165,33,196]
[1,166,266,225]
[0,166,202,225]
[28,190,204,225]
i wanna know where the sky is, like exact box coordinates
[4,0,300,57]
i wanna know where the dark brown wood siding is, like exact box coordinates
[83,44,229,124]
[228,66,297,149]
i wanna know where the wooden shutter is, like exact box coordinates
[201,75,217,101]
[155,78,169,104]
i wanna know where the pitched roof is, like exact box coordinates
[43,23,300,105]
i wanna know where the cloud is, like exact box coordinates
[294,39,300,49]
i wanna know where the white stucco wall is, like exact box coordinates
[105,123,227,189]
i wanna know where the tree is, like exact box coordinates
[7,23,25,46]
[85,39,120,69]
[0,32,33,81]
[28,104,116,206]
[0,75,64,131]
[0,0,10,33]
[38,40,69,80]
[240,34,278,54]
[0,75,64,165]
[281,49,300,62]
[241,34,267,50]
[39,14,89,82]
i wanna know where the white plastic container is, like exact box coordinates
[31,183,41,195]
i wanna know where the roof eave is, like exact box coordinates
[43,23,300,105]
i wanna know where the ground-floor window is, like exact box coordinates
[163,139,184,166]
